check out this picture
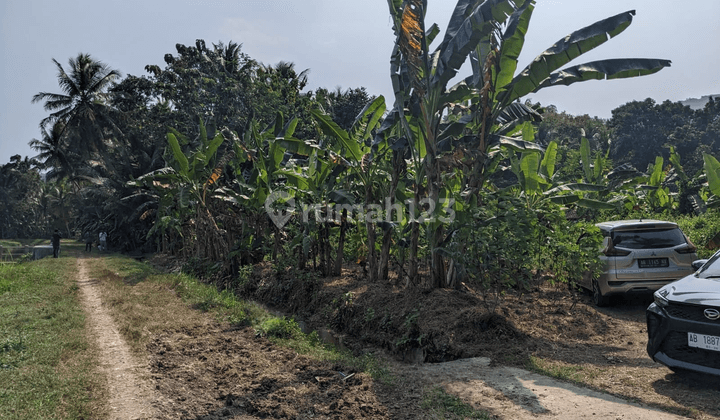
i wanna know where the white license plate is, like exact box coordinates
[688,332,720,352]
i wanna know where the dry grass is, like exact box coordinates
[81,256,209,354]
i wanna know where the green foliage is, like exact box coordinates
[453,191,602,299]
[672,210,720,259]
[540,220,603,286]
[421,386,491,419]
[257,317,302,339]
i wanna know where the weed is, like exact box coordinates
[526,355,585,381]
[364,307,375,323]
[421,386,490,419]
[235,265,254,288]
[257,317,302,339]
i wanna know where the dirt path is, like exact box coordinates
[394,357,689,419]
[76,257,155,419]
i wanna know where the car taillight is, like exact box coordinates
[675,245,697,254]
[603,247,631,256]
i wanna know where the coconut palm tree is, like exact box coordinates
[32,54,122,158]
[29,120,77,181]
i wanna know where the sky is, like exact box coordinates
[2,0,719,165]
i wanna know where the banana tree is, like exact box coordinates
[310,96,389,281]
[129,119,226,260]
[385,0,670,288]
[213,113,311,264]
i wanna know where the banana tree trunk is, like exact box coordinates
[378,151,402,281]
[333,208,347,276]
[408,189,420,285]
[365,183,377,282]
[426,158,446,288]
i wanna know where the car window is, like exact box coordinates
[698,250,720,276]
[611,228,686,249]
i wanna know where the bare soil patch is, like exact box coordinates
[147,324,390,419]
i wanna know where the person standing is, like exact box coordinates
[51,229,61,258]
[99,231,107,251]
[84,231,93,252]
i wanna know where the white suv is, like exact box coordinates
[581,220,698,306]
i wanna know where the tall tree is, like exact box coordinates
[32,54,122,158]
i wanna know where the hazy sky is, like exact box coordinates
[2,0,719,165]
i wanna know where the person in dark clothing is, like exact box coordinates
[84,231,92,252]
[51,229,61,258]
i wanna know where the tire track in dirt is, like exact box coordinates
[76,257,155,420]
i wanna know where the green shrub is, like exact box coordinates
[674,210,720,259]
[453,192,602,295]
[257,317,302,339]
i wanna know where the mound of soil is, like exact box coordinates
[240,263,551,364]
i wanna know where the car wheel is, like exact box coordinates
[592,279,610,307]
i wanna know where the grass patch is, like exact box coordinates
[0,258,105,419]
[526,355,586,382]
[421,386,491,419]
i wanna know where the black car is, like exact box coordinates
[646,251,720,375]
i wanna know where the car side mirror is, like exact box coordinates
[601,237,614,254]
[692,259,708,271]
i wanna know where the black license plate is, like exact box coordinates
[638,258,669,268]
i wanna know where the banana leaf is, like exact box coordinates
[548,194,580,205]
[440,81,475,105]
[534,58,671,91]
[540,140,557,179]
[166,133,189,176]
[576,198,618,210]
[521,152,542,194]
[545,183,607,195]
[349,95,386,143]
[494,0,535,99]
[431,0,518,89]
[649,156,664,187]
[669,146,687,181]
[492,134,545,153]
[275,170,309,191]
[275,137,320,157]
[311,109,363,162]
[703,153,720,197]
[501,10,637,103]
[437,114,474,143]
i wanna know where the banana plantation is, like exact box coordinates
[6,0,720,293]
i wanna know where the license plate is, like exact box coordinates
[638,258,669,268]
[688,332,720,352]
